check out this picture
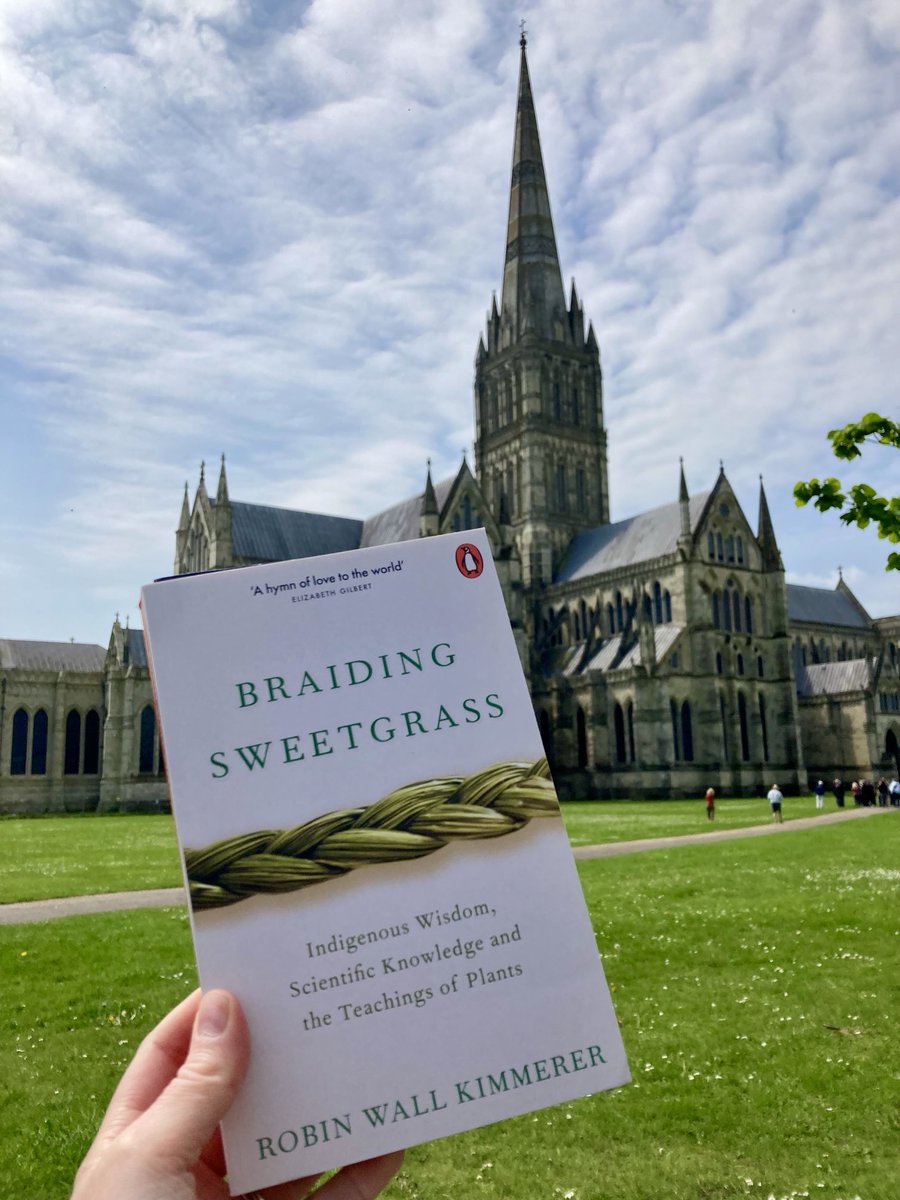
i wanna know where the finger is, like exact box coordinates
[124,989,250,1173]
[309,1151,405,1200]
[93,989,202,1143]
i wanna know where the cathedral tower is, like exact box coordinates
[474,35,609,586]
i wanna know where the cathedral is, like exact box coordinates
[2,39,898,813]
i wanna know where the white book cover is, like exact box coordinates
[141,529,629,1195]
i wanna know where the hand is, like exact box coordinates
[72,988,403,1200]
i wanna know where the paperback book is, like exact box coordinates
[141,529,629,1194]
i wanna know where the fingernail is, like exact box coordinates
[197,990,231,1038]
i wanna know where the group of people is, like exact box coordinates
[828,777,900,808]
[702,777,900,824]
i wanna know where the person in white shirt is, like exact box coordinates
[767,784,784,823]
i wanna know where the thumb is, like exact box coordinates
[129,989,250,1171]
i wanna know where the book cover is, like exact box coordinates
[141,529,629,1194]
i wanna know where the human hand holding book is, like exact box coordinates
[71,988,403,1200]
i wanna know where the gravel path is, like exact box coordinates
[0,806,890,926]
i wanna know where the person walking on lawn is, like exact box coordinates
[705,787,716,821]
[814,779,826,811]
[768,783,784,824]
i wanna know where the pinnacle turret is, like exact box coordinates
[678,459,691,540]
[216,453,229,505]
[757,476,782,571]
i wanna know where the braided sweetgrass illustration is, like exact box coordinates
[185,758,557,911]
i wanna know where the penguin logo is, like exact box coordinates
[455,543,484,578]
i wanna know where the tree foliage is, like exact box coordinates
[794,413,900,571]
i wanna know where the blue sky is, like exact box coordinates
[1,0,898,645]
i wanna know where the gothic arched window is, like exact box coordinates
[758,695,769,762]
[615,592,624,632]
[707,532,715,558]
[613,704,626,764]
[670,699,681,762]
[653,582,663,625]
[64,711,81,775]
[723,592,732,632]
[31,709,48,776]
[139,706,156,775]
[627,702,636,762]
[719,693,729,759]
[576,707,588,768]
[556,464,567,511]
[84,709,101,775]
[10,708,28,775]
[744,596,753,634]
[733,590,742,632]
[681,701,694,762]
[737,693,750,761]
[712,591,721,628]
[606,603,615,635]
[736,536,744,564]
[664,591,672,622]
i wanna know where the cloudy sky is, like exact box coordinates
[1,0,898,645]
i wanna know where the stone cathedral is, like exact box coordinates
[2,40,898,813]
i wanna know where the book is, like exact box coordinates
[141,529,630,1194]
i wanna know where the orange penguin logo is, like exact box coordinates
[455,543,484,578]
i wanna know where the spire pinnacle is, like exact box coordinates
[500,34,566,341]
[216,453,229,505]
[757,477,782,570]
[421,458,437,516]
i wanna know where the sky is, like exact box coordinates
[1,0,898,646]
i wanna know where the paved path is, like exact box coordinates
[0,806,891,926]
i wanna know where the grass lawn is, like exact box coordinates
[0,814,183,902]
[2,815,897,1199]
[0,795,840,902]
[560,795,840,846]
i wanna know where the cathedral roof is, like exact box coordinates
[558,624,682,676]
[360,477,455,548]
[554,492,712,581]
[795,658,875,696]
[230,501,363,562]
[785,584,870,629]
[0,639,106,672]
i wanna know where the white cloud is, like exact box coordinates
[0,0,898,644]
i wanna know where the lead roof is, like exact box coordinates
[555,492,712,581]
[785,584,870,629]
[0,639,107,672]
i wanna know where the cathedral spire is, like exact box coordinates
[500,36,566,340]
[757,476,782,570]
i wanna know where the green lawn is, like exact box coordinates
[560,795,838,846]
[0,796,842,902]
[0,814,183,902]
[2,817,897,1199]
